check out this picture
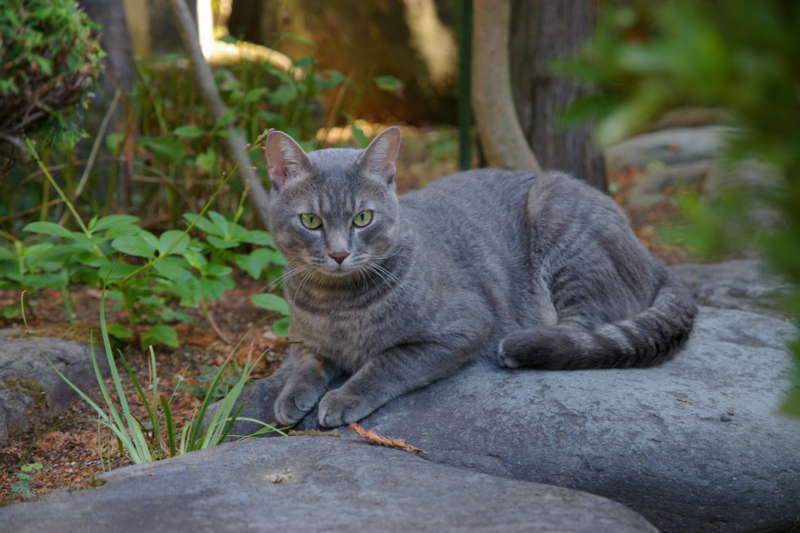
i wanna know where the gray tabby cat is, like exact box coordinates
[265,126,696,428]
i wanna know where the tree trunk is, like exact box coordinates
[510,0,607,191]
[471,0,541,173]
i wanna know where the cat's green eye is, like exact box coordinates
[301,213,323,229]
[353,210,373,227]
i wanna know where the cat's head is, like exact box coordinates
[265,127,403,277]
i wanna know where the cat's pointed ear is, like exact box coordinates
[358,126,402,183]
[265,130,313,190]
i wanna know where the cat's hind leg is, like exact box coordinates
[496,171,696,370]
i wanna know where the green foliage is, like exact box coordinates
[176,363,249,403]
[0,0,104,144]
[38,289,285,466]
[10,462,43,498]
[1,139,291,349]
[558,0,800,416]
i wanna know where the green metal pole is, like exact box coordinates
[458,0,473,170]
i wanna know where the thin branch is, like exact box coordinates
[58,88,122,227]
[166,0,271,229]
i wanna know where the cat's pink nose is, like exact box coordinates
[329,252,350,264]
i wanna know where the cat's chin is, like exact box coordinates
[315,265,362,279]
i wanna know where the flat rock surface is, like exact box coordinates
[0,437,657,533]
[669,260,792,319]
[0,329,109,445]
[225,306,800,533]
[606,126,730,169]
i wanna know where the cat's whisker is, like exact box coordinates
[369,261,402,287]
[239,263,310,305]
[293,268,318,304]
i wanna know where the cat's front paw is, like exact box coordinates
[274,381,327,426]
[318,389,374,428]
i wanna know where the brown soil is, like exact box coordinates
[0,127,690,505]
[0,276,288,505]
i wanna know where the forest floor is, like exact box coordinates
[0,126,689,505]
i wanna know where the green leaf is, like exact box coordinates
[98,263,140,280]
[251,293,291,315]
[374,75,403,93]
[142,136,186,162]
[272,317,291,337]
[207,211,231,236]
[35,245,85,262]
[173,125,206,139]
[781,387,800,417]
[232,252,265,279]
[0,247,16,261]
[183,252,207,273]
[240,230,274,246]
[107,323,133,339]
[269,84,297,106]
[280,33,314,46]
[183,214,224,237]
[153,260,186,280]
[158,230,190,256]
[111,235,155,259]
[206,264,233,277]
[241,88,268,103]
[76,252,110,267]
[23,222,78,240]
[207,235,240,250]
[199,277,227,300]
[213,110,235,130]
[142,325,180,349]
[3,303,21,319]
[105,132,124,156]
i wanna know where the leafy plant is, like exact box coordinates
[557,0,800,415]
[10,462,43,499]
[176,363,249,403]
[3,137,289,349]
[0,0,104,145]
[32,288,285,466]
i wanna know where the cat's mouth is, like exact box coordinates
[308,256,370,278]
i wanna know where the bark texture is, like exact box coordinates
[471,0,541,173]
[510,0,607,191]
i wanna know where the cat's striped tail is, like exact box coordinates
[497,276,697,370]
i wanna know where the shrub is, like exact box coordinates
[0,0,103,145]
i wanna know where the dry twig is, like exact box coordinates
[349,422,428,455]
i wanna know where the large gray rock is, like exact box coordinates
[670,260,792,319]
[0,329,109,445]
[606,126,732,170]
[224,307,800,533]
[626,160,712,207]
[0,436,657,533]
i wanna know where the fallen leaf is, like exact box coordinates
[349,422,427,455]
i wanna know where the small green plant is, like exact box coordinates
[2,137,290,349]
[10,462,43,499]
[176,363,248,403]
[31,288,285,466]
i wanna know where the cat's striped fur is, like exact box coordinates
[265,127,696,427]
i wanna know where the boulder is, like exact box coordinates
[0,436,657,533]
[606,126,732,170]
[669,260,792,319]
[626,160,712,207]
[222,306,800,533]
[0,329,109,445]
